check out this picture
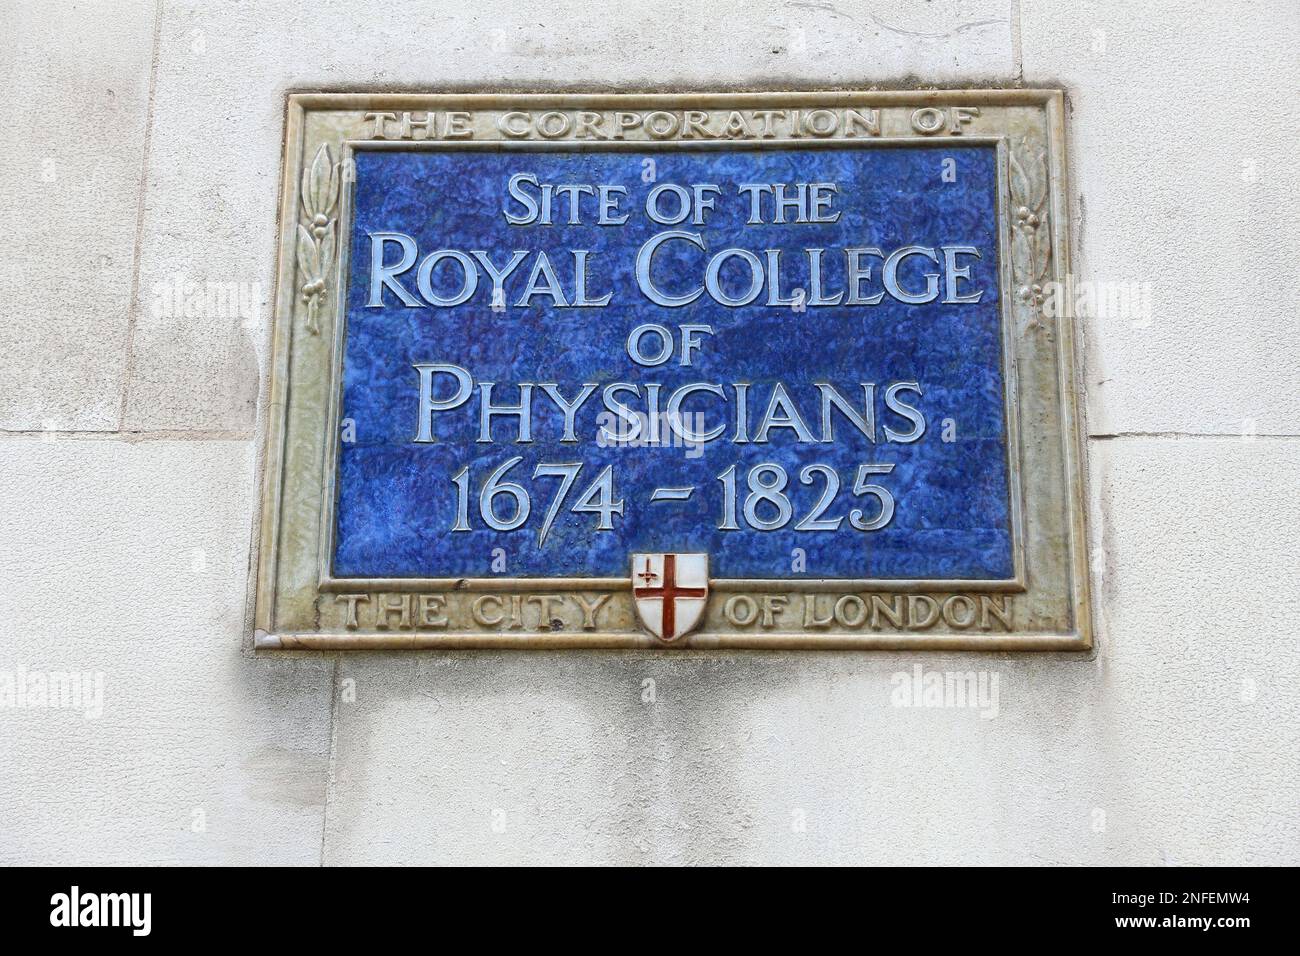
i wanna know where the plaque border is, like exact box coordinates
[254,90,1092,652]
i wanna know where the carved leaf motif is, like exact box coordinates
[296,223,320,281]
[309,145,334,219]
[300,165,316,220]
[1009,152,1032,212]
[1008,136,1055,336]
[1014,229,1035,279]
[296,145,339,336]
[319,221,336,282]
[1032,212,1051,278]
[1025,159,1046,213]
[1011,139,1049,213]
[325,161,340,216]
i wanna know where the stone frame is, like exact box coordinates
[253,90,1091,651]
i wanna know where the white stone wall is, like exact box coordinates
[1,0,1296,865]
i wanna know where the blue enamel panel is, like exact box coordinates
[333,144,1013,580]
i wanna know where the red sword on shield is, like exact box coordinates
[633,554,706,641]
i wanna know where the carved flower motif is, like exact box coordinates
[1018,284,1045,307]
[1014,205,1041,229]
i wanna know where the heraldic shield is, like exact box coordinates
[631,553,709,642]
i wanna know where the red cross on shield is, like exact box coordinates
[631,553,709,642]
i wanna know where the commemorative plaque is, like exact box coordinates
[254,92,1091,650]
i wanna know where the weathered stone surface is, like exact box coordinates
[1021,1,1300,435]
[1083,436,1300,863]
[0,439,333,864]
[0,0,156,431]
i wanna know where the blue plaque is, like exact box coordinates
[332,144,1015,582]
[256,93,1092,651]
